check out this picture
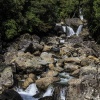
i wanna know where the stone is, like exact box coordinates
[66,78,83,100]
[40,52,54,65]
[64,57,81,64]
[70,69,80,77]
[0,67,13,93]
[65,18,83,26]
[49,63,55,70]
[64,63,79,72]
[41,70,58,77]
[0,89,23,100]
[60,47,72,57]
[36,77,60,90]
[22,77,34,89]
[79,66,100,77]
[5,51,41,70]
[43,45,52,52]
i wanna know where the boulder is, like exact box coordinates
[0,66,13,93]
[5,51,42,70]
[80,66,100,77]
[43,45,52,52]
[0,89,23,100]
[36,77,60,90]
[39,52,54,65]
[22,73,36,89]
[41,70,58,77]
[64,63,79,73]
[64,57,81,64]
[65,18,83,26]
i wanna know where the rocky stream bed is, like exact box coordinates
[0,28,100,100]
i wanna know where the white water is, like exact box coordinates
[43,85,54,97]
[66,25,83,37]
[62,26,66,33]
[80,15,84,21]
[60,88,66,100]
[16,83,39,96]
[56,23,62,26]
[57,72,72,85]
[16,83,39,100]
[67,26,75,37]
[76,25,83,36]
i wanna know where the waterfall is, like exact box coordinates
[76,25,83,36]
[79,8,84,21]
[65,25,83,37]
[62,26,66,33]
[67,26,75,37]
[80,15,84,21]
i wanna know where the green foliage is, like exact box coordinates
[0,0,100,42]
[3,20,18,39]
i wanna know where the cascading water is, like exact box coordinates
[66,26,75,37]
[66,25,83,37]
[62,26,66,33]
[80,15,84,21]
[76,25,83,36]
[43,85,54,97]
[16,83,39,100]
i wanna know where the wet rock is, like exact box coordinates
[0,67,13,93]
[64,63,79,73]
[36,77,60,90]
[39,96,53,100]
[0,89,23,100]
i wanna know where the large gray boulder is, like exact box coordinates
[0,65,13,93]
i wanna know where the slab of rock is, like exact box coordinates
[36,77,60,90]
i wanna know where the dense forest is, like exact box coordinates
[0,0,100,43]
